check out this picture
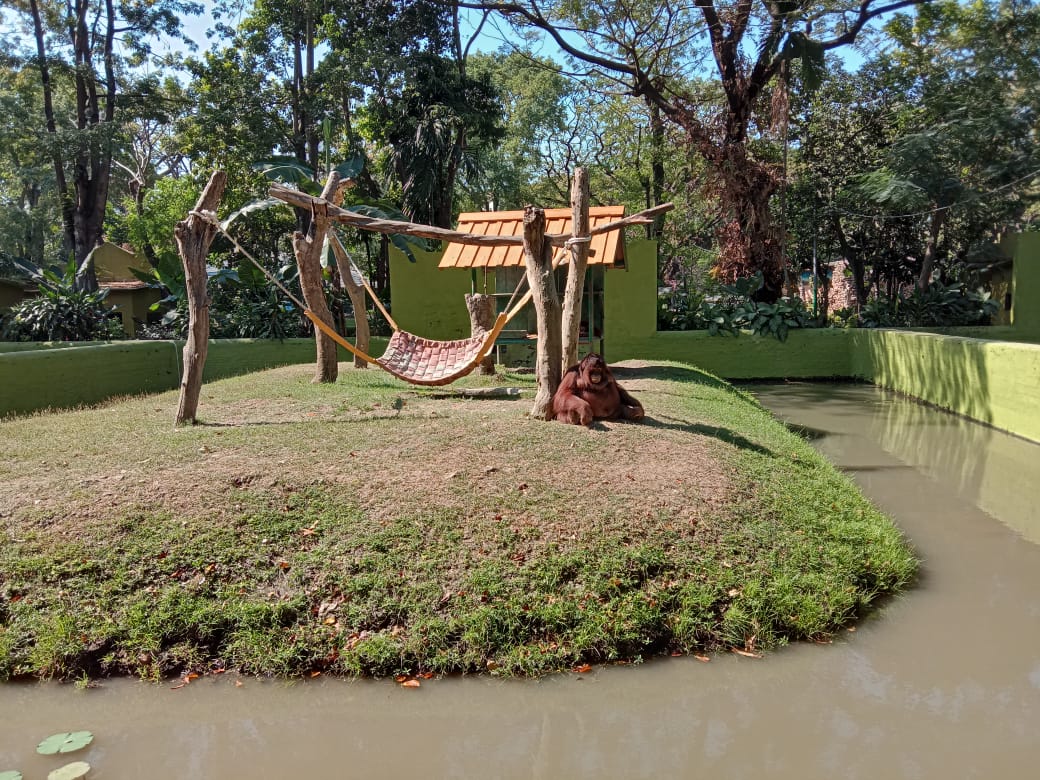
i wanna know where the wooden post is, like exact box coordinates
[561,167,591,371]
[328,232,370,369]
[522,206,562,419]
[465,293,496,375]
[174,170,227,426]
[292,172,343,383]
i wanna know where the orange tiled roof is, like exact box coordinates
[439,207,626,269]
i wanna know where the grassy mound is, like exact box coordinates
[0,361,916,679]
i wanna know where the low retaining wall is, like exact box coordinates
[0,337,389,417]
[853,329,1040,445]
[1,341,181,416]
[610,327,1040,443]
[611,328,857,379]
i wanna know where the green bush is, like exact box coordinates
[658,273,815,341]
[1,260,123,342]
[858,283,998,328]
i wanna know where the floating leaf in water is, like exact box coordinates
[0,770,24,780]
[47,762,90,780]
[36,732,93,755]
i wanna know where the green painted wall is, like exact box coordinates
[0,337,390,417]
[0,341,180,416]
[604,238,658,348]
[852,329,1040,444]
[0,341,110,353]
[614,328,858,379]
[389,246,474,340]
[1012,232,1040,339]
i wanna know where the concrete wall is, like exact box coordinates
[1012,232,1040,339]
[1,341,180,416]
[853,329,1040,444]
[0,336,390,417]
[389,246,475,340]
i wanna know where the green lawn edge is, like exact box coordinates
[0,361,918,680]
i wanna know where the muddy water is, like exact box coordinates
[4,382,1040,779]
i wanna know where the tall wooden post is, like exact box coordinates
[292,172,343,383]
[522,206,562,419]
[174,170,227,426]
[328,233,370,369]
[561,167,591,371]
[465,293,496,375]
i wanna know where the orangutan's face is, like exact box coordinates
[580,353,608,385]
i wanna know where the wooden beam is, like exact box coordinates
[269,184,674,248]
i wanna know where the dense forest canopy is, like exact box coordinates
[1,0,1038,335]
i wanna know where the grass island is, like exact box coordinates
[0,361,916,680]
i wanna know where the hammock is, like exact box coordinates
[304,308,512,387]
[207,213,535,387]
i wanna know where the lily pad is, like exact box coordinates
[0,770,24,780]
[36,732,93,755]
[47,762,90,780]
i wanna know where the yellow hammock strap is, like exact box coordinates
[304,309,381,365]
[327,230,398,332]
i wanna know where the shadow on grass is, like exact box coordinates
[641,415,775,457]
[612,363,728,389]
[782,422,831,441]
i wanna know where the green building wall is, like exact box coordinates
[1012,232,1040,339]
[389,246,476,340]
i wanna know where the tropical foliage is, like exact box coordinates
[0,0,1037,340]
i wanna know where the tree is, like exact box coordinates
[788,0,1040,301]
[10,0,200,290]
[468,0,927,300]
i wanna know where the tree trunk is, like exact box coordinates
[917,209,945,292]
[292,172,343,383]
[174,170,227,425]
[831,212,869,306]
[465,293,496,375]
[328,232,371,369]
[647,97,666,241]
[561,167,590,371]
[523,206,562,419]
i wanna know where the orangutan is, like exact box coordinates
[552,353,644,426]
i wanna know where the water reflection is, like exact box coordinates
[760,382,1040,544]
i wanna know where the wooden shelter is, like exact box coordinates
[437,207,631,361]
